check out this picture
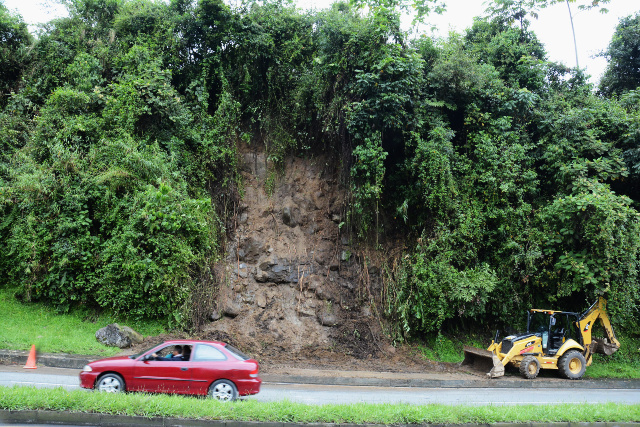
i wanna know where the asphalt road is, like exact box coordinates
[2,366,640,405]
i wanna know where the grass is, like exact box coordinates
[0,287,166,356]
[1,386,639,424]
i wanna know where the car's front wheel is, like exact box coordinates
[209,379,238,402]
[96,373,125,393]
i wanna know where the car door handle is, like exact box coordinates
[180,367,189,371]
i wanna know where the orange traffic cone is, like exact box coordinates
[23,345,37,369]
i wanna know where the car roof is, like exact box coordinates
[160,339,226,346]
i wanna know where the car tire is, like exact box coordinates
[96,373,125,393]
[519,356,540,379]
[558,350,586,379]
[209,379,238,402]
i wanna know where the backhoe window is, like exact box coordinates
[528,312,549,335]
[556,313,580,344]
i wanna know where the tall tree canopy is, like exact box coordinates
[0,2,32,107]
[600,12,640,96]
[0,0,639,335]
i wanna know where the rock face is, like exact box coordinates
[95,324,143,348]
[204,146,386,361]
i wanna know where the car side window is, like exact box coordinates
[154,346,173,358]
[193,344,227,361]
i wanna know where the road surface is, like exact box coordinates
[1,366,639,405]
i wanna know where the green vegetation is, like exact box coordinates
[1,0,640,349]
[600,12,640,96]
[1,387,639,423]
[0,288,164,355]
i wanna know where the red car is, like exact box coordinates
[79,340,261,401]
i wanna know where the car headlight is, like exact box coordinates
[82,365,92,372]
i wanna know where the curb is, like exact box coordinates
[1,411,639,427]
[262,373,640,389]
[0,349,92,370]
[2,349,640,390]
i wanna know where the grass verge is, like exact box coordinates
[1,386,639,424]
[0,288,166,356]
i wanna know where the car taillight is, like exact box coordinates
[249,367,259,378]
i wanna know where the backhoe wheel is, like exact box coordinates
[519,356,540,379]
[558,350,586,379]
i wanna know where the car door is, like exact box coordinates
[188,343,233,395]
[131,346,192,394]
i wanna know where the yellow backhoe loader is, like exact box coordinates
[462,297,620,379]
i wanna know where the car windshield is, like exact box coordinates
[129,344,161,359]
[224,344,250,361]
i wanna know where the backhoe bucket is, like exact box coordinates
[591,337,619,356]
[461,346,505,378]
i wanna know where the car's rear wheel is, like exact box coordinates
[96,373,125,393]
[209,379,238,402]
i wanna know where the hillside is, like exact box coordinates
[120,143,460,373]
[1,0,640,353]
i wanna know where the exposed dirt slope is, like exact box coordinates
[128,145,449,374]
[205,145,411,370]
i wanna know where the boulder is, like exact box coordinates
[234,263,248,278]
[238,237,264,263]
[318,311,340,327]
[282,206,301,228]
[282,206,295,227]
[255,257,308,283]
[256,293,267,308]
[306,275,322,291]
[209,310,222,322]
[306,223,318,235]
[119,325,144,344]
[223,300,242,318]
[96,324,134,348]
[238,212,249,225]
[317,304,341,327]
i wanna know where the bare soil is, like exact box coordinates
[122,144,463,376]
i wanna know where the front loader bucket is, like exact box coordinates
[591,337,620,356]
[461,346,505,378]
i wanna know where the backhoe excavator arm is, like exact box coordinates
[577,297,620,356]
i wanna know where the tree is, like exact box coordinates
[599,13,640,96]
[349,0,445,24]
[465,17,547,91]
[0,2,32,106]
[485,0,610,68]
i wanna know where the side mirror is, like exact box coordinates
[142,354,153,361]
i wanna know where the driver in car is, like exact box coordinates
[152,345,184,361]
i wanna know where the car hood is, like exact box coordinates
[88,355,136,364]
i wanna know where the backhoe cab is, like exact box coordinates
[462,297,620,379]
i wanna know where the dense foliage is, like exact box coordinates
[599,12,640,97]
[0,0,639,335]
